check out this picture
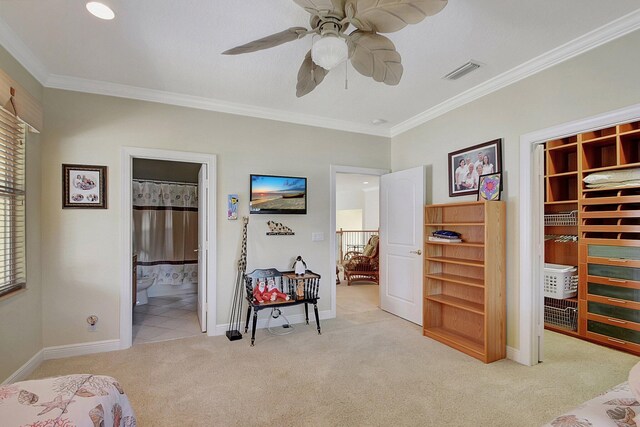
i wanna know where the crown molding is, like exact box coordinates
[390,8,640,137]
[0,15,389,138]
[45,74,391,137]
[0,17,48,84]
[1,9,638,139]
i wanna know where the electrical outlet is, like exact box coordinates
[87,315,98,332]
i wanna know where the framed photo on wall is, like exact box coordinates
[448,138,502,197]
[62,164,107,208]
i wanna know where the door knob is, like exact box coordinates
[410,249,422,255]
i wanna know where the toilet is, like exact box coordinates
[136,276,156,305]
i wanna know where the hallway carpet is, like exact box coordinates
[29,285,637,426]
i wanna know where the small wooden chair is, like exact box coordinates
[343,235,379,285]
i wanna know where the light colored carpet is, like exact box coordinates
[28,284,637,426]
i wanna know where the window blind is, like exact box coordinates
[0,105,26,297]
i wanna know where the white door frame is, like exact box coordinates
[120,147,217,349]
[518,103,640,366]
[329,165,389,317]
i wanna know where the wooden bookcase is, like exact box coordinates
[544,118,640,355]
[423,201,506,363]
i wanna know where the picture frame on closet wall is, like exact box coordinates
[448,138,502,197]
[62,164,108,209]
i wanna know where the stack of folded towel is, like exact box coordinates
[583,167,640,189]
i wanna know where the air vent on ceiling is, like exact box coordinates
[443,61,481,81]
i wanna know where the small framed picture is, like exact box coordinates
[477,172,502,201]
[62,164,107,209]
[228,194,238,220]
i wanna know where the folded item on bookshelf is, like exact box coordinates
[432,230,461,239]
[429,236,462,243]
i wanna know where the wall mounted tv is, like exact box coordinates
[249,174,307,215]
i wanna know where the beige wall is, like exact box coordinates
[0,46,42,381]
[391,29,640,350]
[41,88,390,346]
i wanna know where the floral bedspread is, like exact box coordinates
[543,382,638,427]
[0,374,136,427]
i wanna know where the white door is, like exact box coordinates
[534,143,545,362]
[197,165,208,332]
[379,166,425,325]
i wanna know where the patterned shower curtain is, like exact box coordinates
[132,181,198,286]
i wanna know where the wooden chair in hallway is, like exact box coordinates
[342,235,379,285]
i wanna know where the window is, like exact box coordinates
[0,106,26,298]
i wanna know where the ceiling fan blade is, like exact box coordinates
[347,0,448,33]
[292,0,334,13]
[292,0,346,19]
[347,31,402,85]
[296,50,328,97]
[222,27,308,55]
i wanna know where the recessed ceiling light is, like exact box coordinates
[371,119,387,125]
[86,2,115,20]
[363,181,369,184]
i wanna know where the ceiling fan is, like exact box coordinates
[223,0,448,97]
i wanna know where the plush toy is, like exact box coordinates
[266,278,290,301]
[253,278,269,304]
[293,256,307,276]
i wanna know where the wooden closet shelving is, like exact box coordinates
[544,118,640,354]
[544,136,579,292]
[423,201,506,363]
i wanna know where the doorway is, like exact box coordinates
[131,159,202,345]
[518,103,640,366]
[330,165,425,325]
[330,166,387,319]
[335,172,381,315]
[120,147,216,350]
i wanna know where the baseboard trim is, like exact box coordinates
[213,309,333,337]
[2,349,44,385]
[507,346,525,365]
[43,339,121,360]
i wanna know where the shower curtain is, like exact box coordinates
[132,181,198,286]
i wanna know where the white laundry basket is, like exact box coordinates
[544,263,578,299]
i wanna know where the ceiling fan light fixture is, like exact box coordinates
[86,2,115,20]
[311,35,348,70]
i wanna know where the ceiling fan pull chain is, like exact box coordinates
[344,60,348,90]
[311,34,316,81]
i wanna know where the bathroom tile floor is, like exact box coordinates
[132,293,202,345]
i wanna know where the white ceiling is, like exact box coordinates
[0,1,639,136]
[336,173,379,193]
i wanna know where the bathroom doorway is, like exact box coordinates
[120,147,217,348]
[131,159,204,344]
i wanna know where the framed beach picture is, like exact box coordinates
[478,172,502,201]
[448,138,502,197]
[62,164,107,209]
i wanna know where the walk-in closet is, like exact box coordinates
[543,120,640,355]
